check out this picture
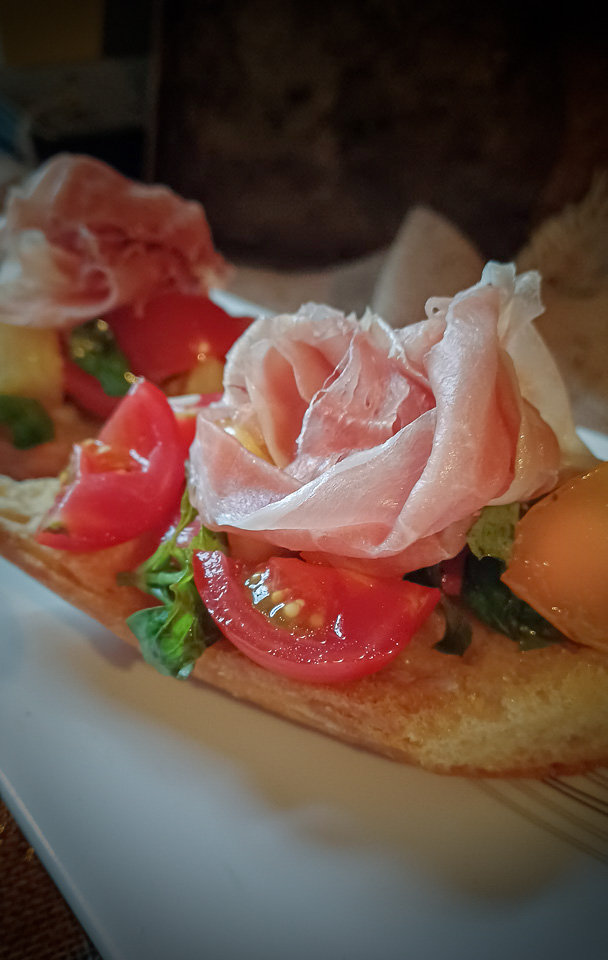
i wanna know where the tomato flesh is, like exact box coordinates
[169,392,221,454]
[62,294,250,418]
[62,355,122,419]
[36,380,185,551]
[193,552,440,683]
[107,293,253,383]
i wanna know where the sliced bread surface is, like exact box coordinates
[1,474,607,778]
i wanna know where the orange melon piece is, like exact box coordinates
[502,462,608,651]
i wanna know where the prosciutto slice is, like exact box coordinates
[0,154,227,328]
[188,264,591,575]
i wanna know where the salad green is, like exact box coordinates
[120,491,225,678]
[68,318,133,397]
[466,503,520,564]
[408,498,566,654]
[462,554,565,650]
[0,394,54,448]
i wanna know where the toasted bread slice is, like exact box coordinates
[1,473,608,778]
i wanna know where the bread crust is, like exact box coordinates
[2,474,608,778]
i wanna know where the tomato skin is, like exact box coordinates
[36,380,185,551]
[107,293,252,383]
[62,355,121,419]
[193,551,440,683]
[169,393,221,454]
[61,294,248,418]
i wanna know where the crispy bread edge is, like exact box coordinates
[1,474,608,778]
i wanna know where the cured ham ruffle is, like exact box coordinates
[0,154,227,328]
[188,263,592,575]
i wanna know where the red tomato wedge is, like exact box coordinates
[62,355,122,419]
[36,380,185,551]
[169,392,222,454]
[193,551,440,683]
[107,293,253,383]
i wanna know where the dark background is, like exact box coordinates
[2,0,608,266]
[153,0,608,266]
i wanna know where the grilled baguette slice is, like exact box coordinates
[2,473,608,778]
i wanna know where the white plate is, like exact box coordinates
[1,300,607,960]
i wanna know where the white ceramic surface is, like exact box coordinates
[1,297,606,960]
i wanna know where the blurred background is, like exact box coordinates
[0,0,151,178]
[1,0,607,269]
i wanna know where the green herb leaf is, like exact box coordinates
[0,394,54,448]
[68,319,133,397]
[121,489,225,678]
[462,554,565,650]
[466,503,520,564]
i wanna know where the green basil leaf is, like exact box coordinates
[127,591,222,680]
[462,554,565,650]
[0,395,54,449]
[121,489,225,678]
[68,319,133,397]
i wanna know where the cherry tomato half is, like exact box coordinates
[193,551,440,683]
[36,380,185,551]
[169,392,221,454]
[62,355,122,419]
[107,293,253,383]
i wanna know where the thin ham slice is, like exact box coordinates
[0,154,228,328]
[188,264,591,575]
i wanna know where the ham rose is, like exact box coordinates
[187,263,591,575]
[0,154,227,328]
